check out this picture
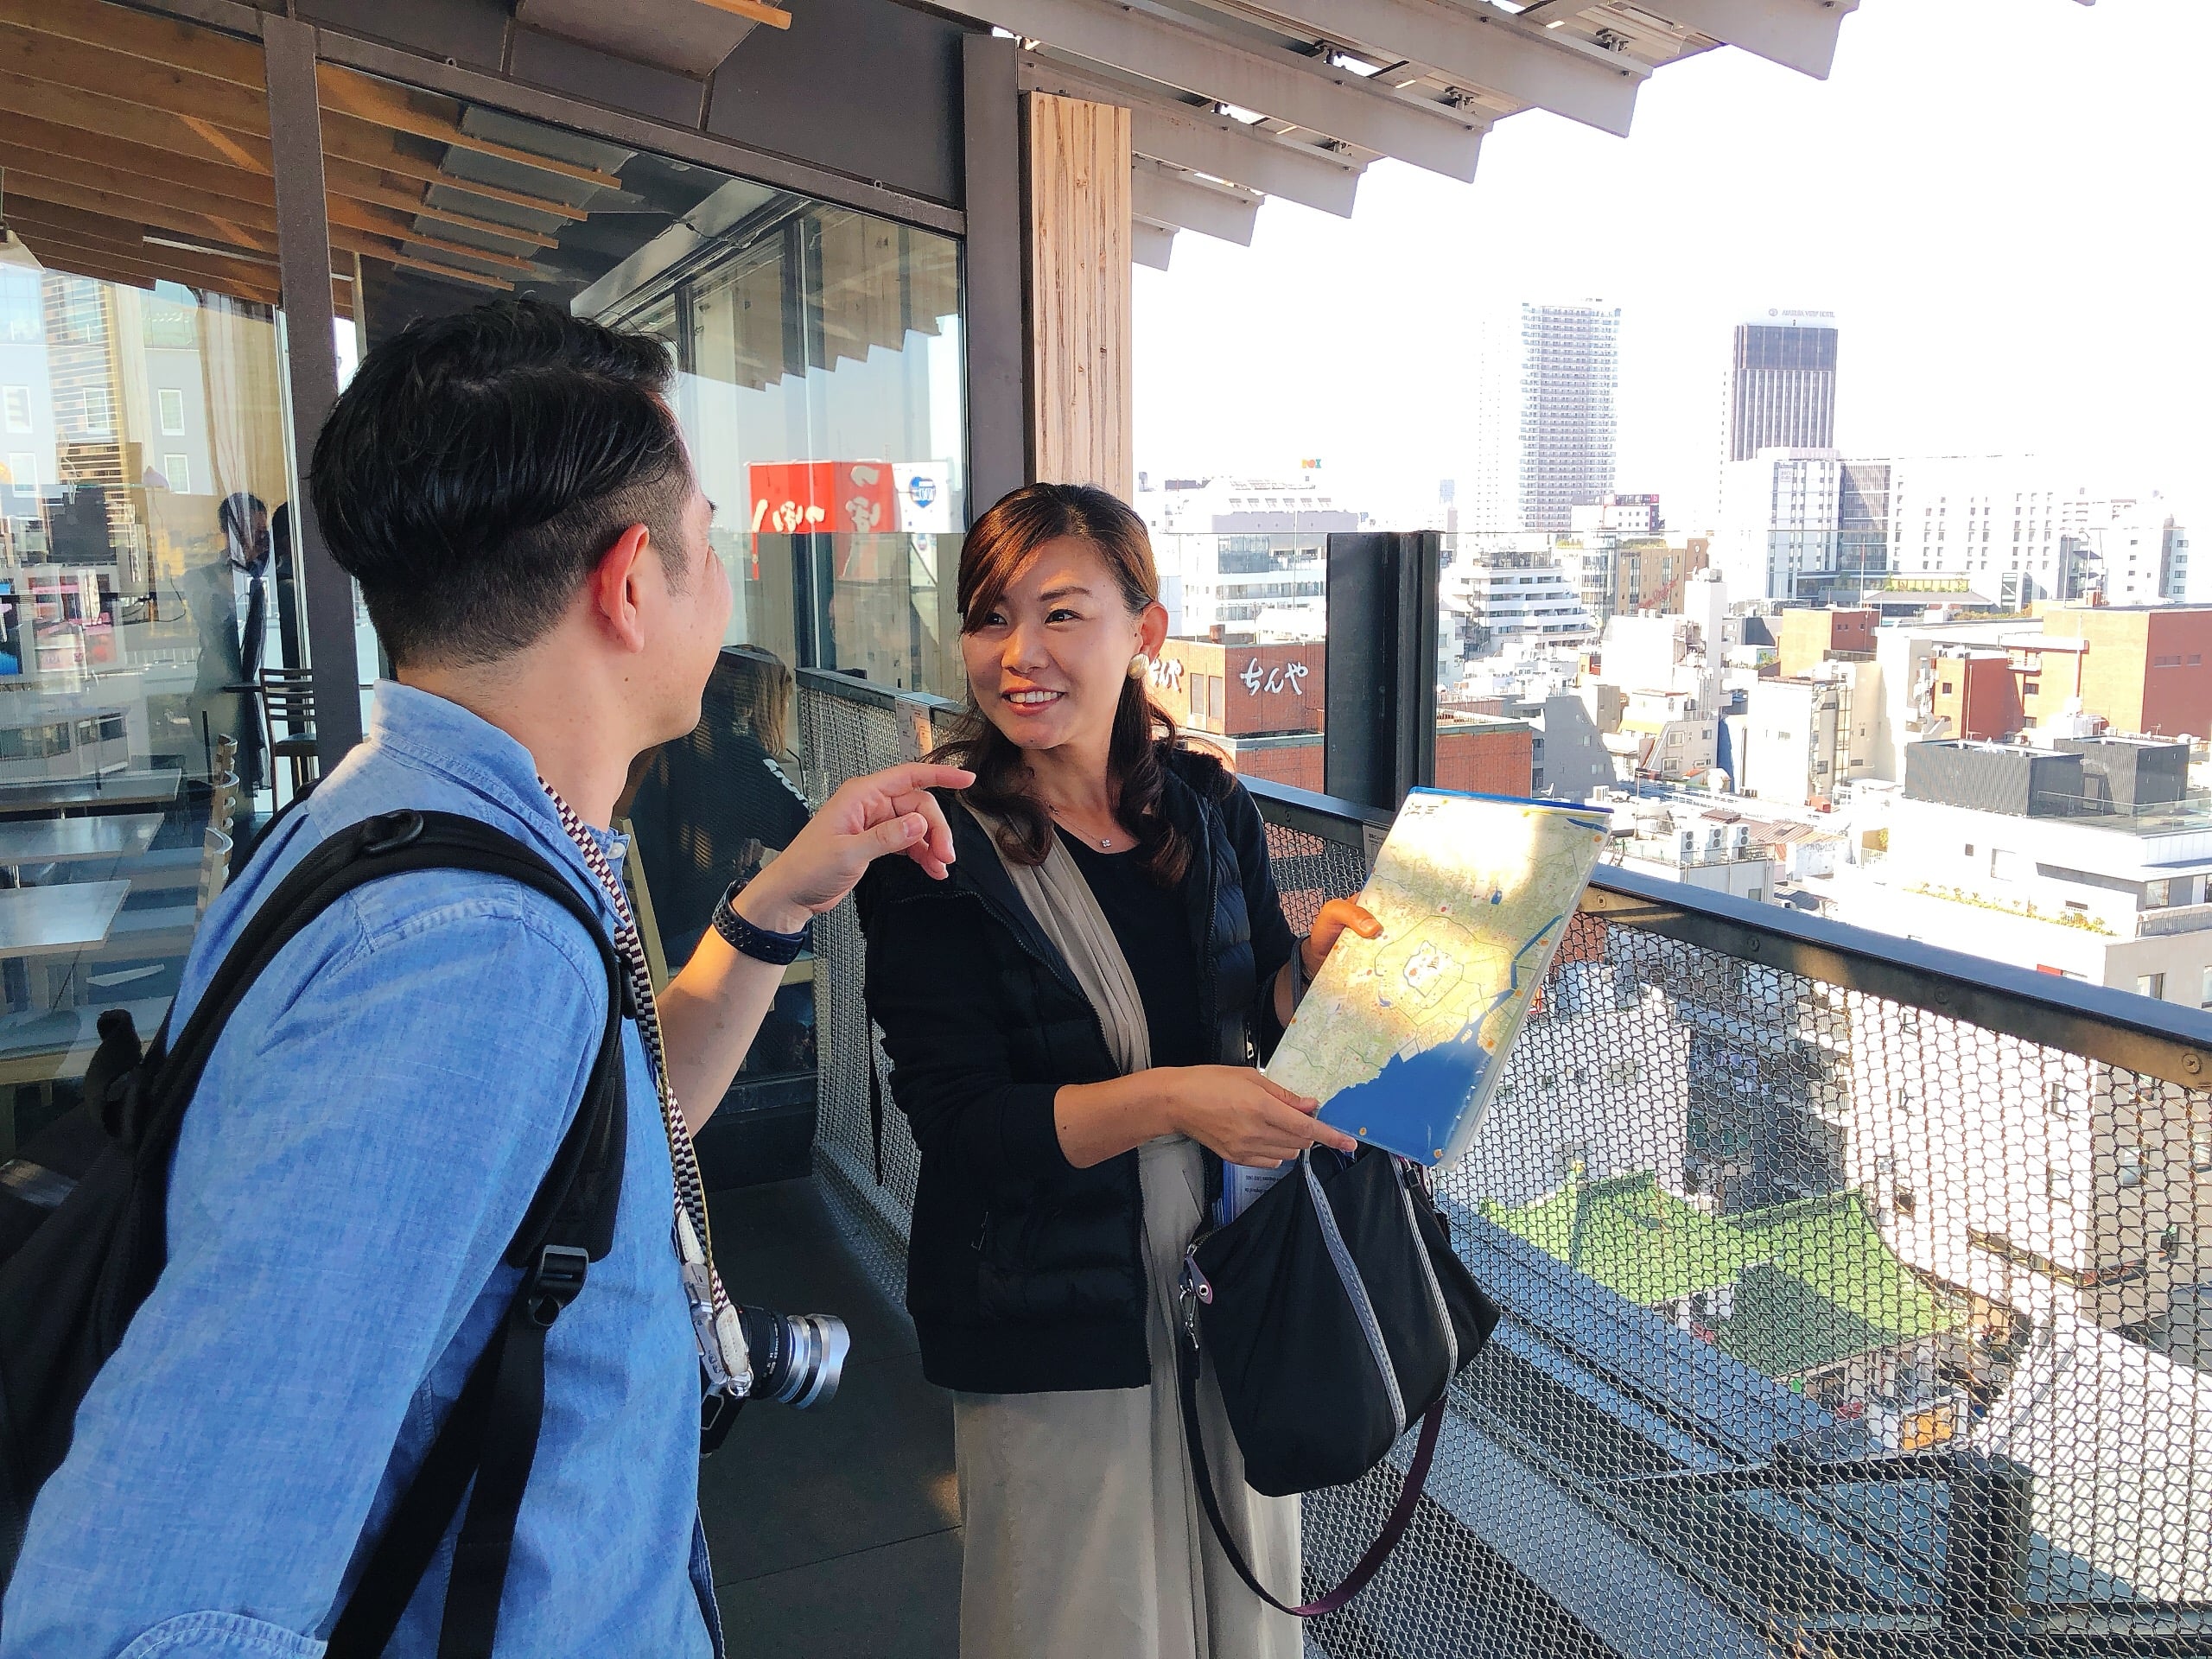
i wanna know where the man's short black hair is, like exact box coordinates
[311,297,691,668]
[217,493,264,539]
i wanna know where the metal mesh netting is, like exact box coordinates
[798,674,933,1303]
[803,678,2212,1657]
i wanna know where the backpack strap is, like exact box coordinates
[124,807,627,1658]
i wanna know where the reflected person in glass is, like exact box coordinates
[857,483,1379,1659]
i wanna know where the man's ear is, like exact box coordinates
[588,524,654,651]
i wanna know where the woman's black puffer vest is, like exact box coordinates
[855,747,1297,1394]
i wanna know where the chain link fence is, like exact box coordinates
[799,673,2212,1658]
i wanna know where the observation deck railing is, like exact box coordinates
[794,668,2212,1659]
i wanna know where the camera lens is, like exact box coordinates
[736,1304,851,1409]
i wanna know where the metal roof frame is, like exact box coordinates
[954,0,1860,265]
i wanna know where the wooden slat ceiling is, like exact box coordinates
[0,0,629,316]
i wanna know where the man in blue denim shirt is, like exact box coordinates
[2,301,967,1656]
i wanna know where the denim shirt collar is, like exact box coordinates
[364,681,628,867]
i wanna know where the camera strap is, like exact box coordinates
[537,781,752,1398]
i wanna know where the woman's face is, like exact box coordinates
[961,535,1167,759]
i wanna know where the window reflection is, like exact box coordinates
[586,194,967,700]
[1,268,306,1157]
[626,645,816,1080]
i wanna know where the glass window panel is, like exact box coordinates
[332,77,969,1091]
[0,3,316,1164]
[593,200,967,700]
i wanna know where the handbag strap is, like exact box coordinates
[1173,1323,1442,1619]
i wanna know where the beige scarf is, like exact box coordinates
[965,803,1154,1077]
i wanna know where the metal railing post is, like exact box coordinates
[1943,1452,2034,1642]
[1322,530,1439,811]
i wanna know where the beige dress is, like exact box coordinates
[951,1135,1303,1659]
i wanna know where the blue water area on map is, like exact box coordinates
[1315,911,1567,1165]
[1318,1028,1491,1165]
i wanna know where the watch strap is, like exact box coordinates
[713,881,810,965]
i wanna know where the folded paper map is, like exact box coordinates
[1265,789,1611,1169]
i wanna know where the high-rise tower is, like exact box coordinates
[1726,309,1839,462]
[1517,300,1618,532]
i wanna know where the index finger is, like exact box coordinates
[862,763,975,798]
[910,789,958,870]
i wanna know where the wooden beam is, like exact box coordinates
[374,249,514,291]
[3,198,353,288]
[0,67,588,234]
[0,110,265,200]
[0,68,257,174]
[2,199,195,257]
[9,224,282,306]
[0,107,554,252]
[0,143,274,236]
[23,245,276,307]
[0,169,273,256]
[321,118,591,222]
[316,166,558,249]
[0,30,593,225]
[0,143,538,274]
[694,0,793,27]
[0,0,264,92]
[315,64,620,192]
[0,21,268,139]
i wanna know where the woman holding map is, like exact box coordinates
[857,482,1380,1659]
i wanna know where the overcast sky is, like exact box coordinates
[1132,0,2209,536]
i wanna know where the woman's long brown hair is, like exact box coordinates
[938,482,1195,887]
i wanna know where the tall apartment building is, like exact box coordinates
[1518,301,1618,531]
[1726,309,1839,462]
[1716,448,1843,602]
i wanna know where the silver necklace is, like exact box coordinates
[1047,802,1117,849]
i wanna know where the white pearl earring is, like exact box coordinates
[1128,653,1150,680]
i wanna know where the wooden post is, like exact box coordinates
[1022,92,1132,499]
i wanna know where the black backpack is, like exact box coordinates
[0,808,629,1656]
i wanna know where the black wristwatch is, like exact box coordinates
[713,880,811,965]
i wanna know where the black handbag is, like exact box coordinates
[1176,1143,1499,1617]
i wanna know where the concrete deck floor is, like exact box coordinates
[700,1177,960,1659]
